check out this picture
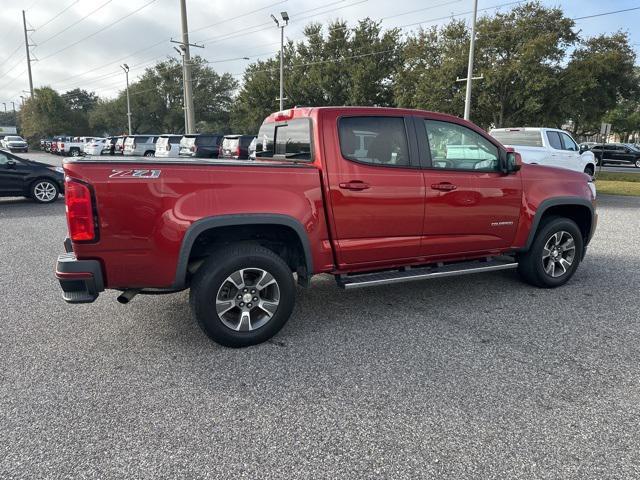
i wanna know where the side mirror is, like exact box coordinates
[506,151,521,173]
[6,159,16,169]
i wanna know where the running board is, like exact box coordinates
[336,257,518,290]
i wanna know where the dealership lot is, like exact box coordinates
[1,194,640,479]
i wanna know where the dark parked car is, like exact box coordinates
[219,134,255,160]
[590,143,640,168]
[0,150,64,203]
[179,133,224,158]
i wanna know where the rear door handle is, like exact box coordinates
[431,182,457,191]
[339,181,370,191]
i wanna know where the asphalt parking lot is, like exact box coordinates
[1,192,640,479]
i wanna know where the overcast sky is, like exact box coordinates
[0,0,638,106]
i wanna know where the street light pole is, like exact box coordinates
[2,103,6,113]
[463,0,478,121]
[271,11,289,111]
[120,64,132,135]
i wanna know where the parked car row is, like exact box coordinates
[39,133,258,160]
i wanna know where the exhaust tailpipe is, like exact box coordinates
[117,289,140,304]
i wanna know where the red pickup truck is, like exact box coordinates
[56,107,597,347]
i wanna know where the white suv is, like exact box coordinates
[490,127,596,176]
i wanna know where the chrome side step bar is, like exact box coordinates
[336,257,518,290]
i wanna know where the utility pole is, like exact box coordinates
[271,12,289,111]
[174,0,203,134]
[22,10,34,97]
[454,0,481,121]
[120,64,132,135]
[174,46,188,133]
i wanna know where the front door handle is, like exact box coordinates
[339,181,370,191]
[431,182,457,191]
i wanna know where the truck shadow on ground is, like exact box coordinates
[124,250,634,360]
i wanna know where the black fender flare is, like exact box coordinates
[171,214,314,289]
[519,196,595,252]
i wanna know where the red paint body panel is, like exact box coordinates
[64,161,332,288]
[63,107,595,290]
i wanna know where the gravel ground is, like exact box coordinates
[1,193,639,479]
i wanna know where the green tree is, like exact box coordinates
[561,33,637,137]
[19,87,75,144]
[232,18,402,133]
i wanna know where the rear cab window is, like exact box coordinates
[256,118,312,161]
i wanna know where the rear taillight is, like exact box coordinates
[61,142,65,149]
[190,145,196,152]
[65,180,96,242]
[219,145,223,156]
[235,146,241,157]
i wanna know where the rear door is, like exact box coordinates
[545,130,564,167]
[417,117,522,257]
[323,114,425,267]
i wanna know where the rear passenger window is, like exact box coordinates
[424,120,499,171]
[339,116,409,167]
[547,131,562,150]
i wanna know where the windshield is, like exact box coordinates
[124,137,135,146]
[181,136,196,147]
[6,136,23,141]
[156,137,168,147]
[222,138,239,149]
[490,130,543,147]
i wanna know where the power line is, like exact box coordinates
[36,0,113,47]
[36,0,81,31]
[189,0,288,35]
[38,0,159,61]
[572,6,640,21]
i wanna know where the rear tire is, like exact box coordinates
[517,216,583,288]
[189,244,296,348]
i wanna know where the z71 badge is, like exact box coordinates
[109,169,161,179]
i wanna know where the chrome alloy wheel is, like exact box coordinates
[33,181,57,202]
[215,268,280,332]
[542,231,576,278]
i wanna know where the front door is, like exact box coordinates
[416,118,522,258]
[0,152,29,195]
[323,114,425,268]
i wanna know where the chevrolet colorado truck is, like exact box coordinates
[56,107,597,347]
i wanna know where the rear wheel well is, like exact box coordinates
[538,205,592,243]
[186,224,308,284]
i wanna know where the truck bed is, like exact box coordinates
[63,158,334,289]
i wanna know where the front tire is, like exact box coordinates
[517,216,583,288]
[31,179,60,203]
[190,244,296,348]
[635,159,640,168]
